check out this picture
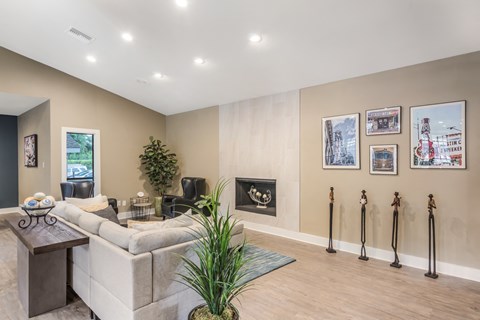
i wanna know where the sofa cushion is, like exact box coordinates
[128,224,206,255]
[50,201,68,219]
[99,221,139,250]
[65,204,85,225]
[79,212,107,235]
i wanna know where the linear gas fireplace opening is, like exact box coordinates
[235,178,276,216]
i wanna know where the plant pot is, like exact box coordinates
[154,196,163,217]
[188,304,239,320]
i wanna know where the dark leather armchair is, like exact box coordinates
[161,177,207,218]
[60,181,118,214]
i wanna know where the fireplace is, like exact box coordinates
[235,178,276,216]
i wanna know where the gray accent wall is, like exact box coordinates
[0,115,18,208]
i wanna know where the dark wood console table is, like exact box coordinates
[6,215,89,317]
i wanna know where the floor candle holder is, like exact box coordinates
[326,187,336,254]
[390,192,401,268]
[359,190,369,261]
[425,194,438,279]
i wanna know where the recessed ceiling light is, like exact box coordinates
[194,57,206,65]
[153,73,164,79]
[249,33,262,43]
[122,33,133,42]
[176,0,188,7]
[86,55,96,63]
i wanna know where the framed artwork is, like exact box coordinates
[322,113,360,169]
[366,106,401,135]
[410,100,466,169]
[369,144,398,175]
[24,134,38,167]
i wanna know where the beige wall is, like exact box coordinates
[0,48,166,210]
[17,101,51,201]
[166,106,219,193]
[301,52,480,269]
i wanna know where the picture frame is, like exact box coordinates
[366,106,401,135]
[410,100,466,169]
[24,134,38,167]
[322,113,360,169]
[369,144,398,175]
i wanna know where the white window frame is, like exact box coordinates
[61,127,101,196]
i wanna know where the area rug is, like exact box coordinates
[239,245,296,285]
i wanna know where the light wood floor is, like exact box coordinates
[1,213,479,319]
[238,230,480,320]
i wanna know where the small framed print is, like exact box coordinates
[24,134,38,167]
[366,106,401,135]
[410,101,466,169]
[322,113,360,169]
[369,144,397,175]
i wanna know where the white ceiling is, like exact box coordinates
[0,92,47,116]
[1,0,480,116]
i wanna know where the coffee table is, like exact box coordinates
[6,215,89,317]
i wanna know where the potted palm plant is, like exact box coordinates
[139,136,178,216]
[179,179,249,320]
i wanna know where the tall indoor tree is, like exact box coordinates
[139,136,178,216]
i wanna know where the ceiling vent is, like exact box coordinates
[65,27,95,44]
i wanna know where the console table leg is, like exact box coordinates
[17,240,67,317]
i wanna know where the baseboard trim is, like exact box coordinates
[117,211,156,220]
[243,221,480,283]
[0,207,20,215]
[117,210,133,220]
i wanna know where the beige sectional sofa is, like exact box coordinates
[51,203,244,320]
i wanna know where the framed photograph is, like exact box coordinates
[366,106,401,135]
[24,134,38,167]
[322,113,360,169]
[410,101,466,169]
[370,144,398,175]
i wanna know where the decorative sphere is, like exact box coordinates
[33,192,46,200]
[40,198,53,208]
[256,192,261,197]
[25,199,40,209]
[137,191,145,198]
[262,194,267,199]
[46,196,56,205]
[23,196,34,204]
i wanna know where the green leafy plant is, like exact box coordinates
[139,136,178,196]
[179,179,249,320]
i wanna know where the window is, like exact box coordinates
[61,127,101,195]
[66,133,94,180]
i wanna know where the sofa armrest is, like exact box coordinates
[128,224,205,255]
[90,235,152,310]
[151,240,199,301]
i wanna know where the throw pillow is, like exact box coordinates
[65,194,107,206]
[79,201,109,212]
[91,205,120,225]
